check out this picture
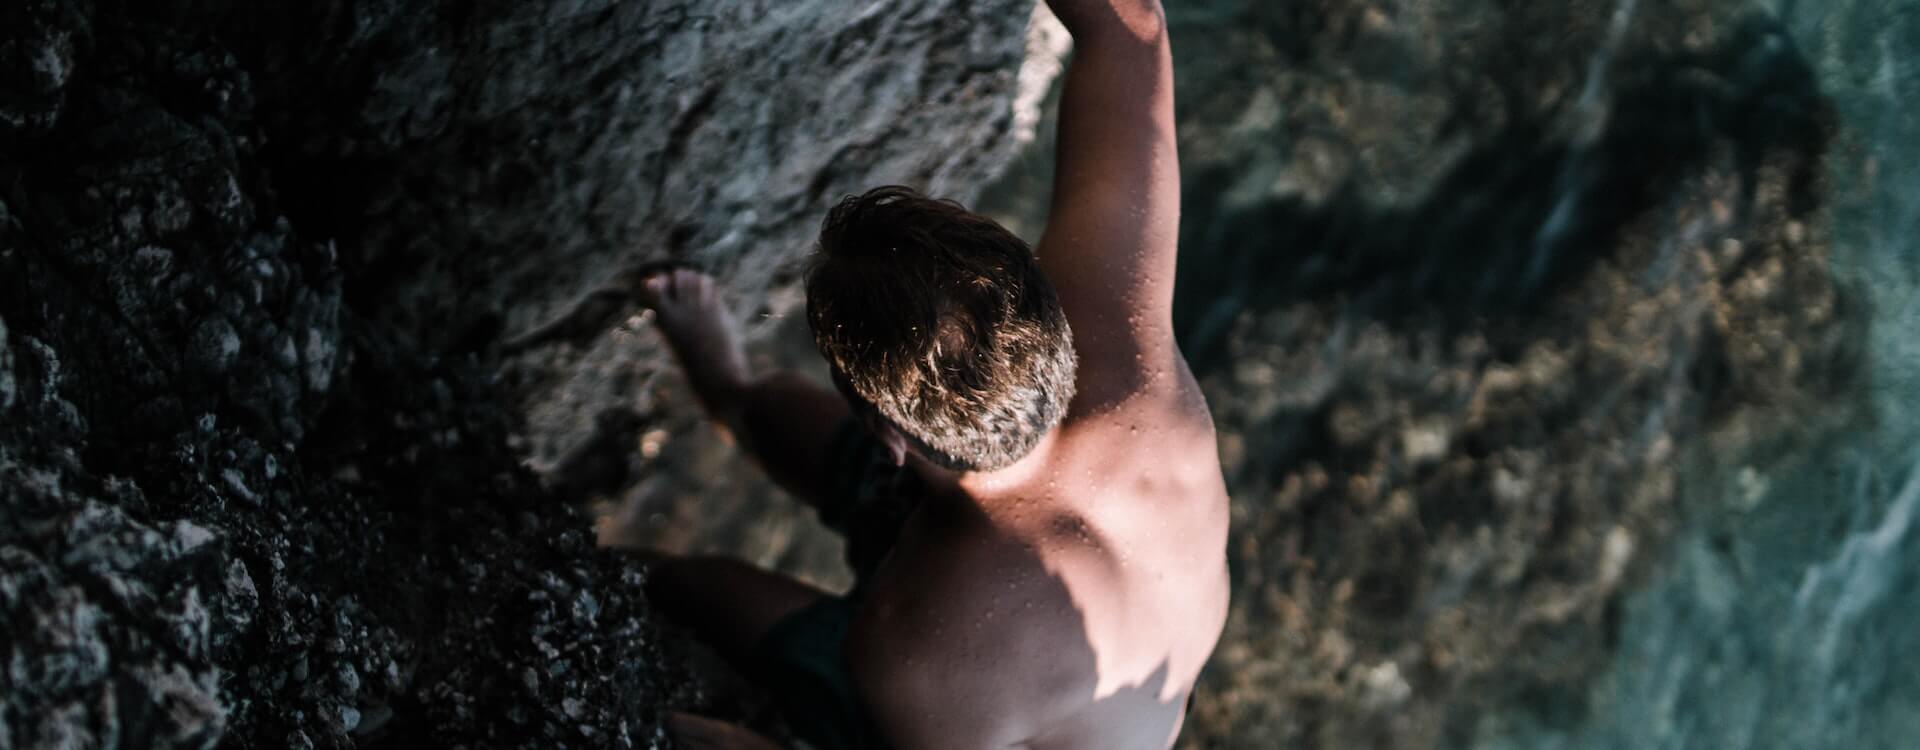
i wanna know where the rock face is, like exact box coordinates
[0,0,1043,747]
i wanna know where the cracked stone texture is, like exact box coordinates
[0,0,1043,747]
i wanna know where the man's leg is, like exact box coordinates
[666,711,785,750]
[635,551,831,667]
[637,271,882,746]
[639,269,859,512]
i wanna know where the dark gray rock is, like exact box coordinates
[0,315,13,411]
[0,0,1044,747]
[0,0,81,138]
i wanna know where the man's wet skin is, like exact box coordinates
[637,1,1229,747]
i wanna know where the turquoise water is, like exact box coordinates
[1470,3,1920,748]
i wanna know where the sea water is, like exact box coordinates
[1470,2,1920,748]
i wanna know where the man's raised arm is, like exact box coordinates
[1037,0,1181,407]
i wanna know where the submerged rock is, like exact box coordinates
[1177,3,1856,748]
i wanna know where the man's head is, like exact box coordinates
[806,186,1077,472]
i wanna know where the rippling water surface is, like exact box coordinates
[1470,2,1920,747]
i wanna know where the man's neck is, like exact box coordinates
[941,427,1064,512]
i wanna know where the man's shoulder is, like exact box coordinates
[1061,361,1219,466]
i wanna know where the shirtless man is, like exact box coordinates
[638,1,1229,746]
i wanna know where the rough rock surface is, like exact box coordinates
[0,0,1042,747]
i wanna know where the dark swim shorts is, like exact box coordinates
[750,419,920,750]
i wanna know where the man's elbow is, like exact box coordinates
[1054,0,1166,47]
[1111,1,1166,45]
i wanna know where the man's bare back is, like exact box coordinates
[637,1,1224,747]
[849,383,1230,748]
[839,1,1227,744]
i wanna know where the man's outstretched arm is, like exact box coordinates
[1037,0,1181,409]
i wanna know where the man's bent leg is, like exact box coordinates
[642,555,881,748]
[640,553,831,668]
[667,712,786,750]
